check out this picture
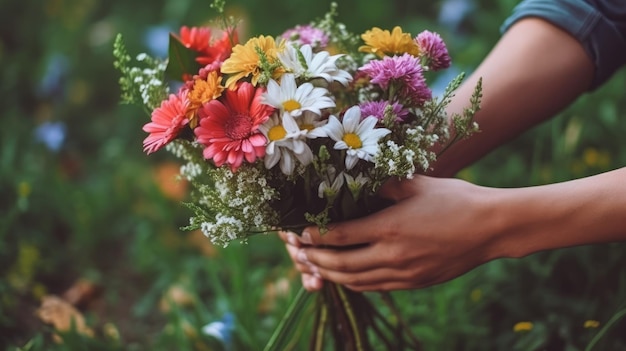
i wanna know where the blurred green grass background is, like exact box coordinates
[1,0,625,350]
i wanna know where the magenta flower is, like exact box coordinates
[281,25,329,50]
[359,54,432,106]
[415,30,451,71]
[359,100,409,123]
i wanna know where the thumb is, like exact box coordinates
[378,175,425,202]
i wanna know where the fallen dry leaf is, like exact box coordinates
[62,278,100,307]
[36,295,94,342]
[258,277,291,313]
[159,284,195,313]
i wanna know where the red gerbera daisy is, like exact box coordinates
[142,94,188,154]
[179,26,212,53]
[194,82,273,172]
[177,26,238,70]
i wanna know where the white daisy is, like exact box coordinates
[279,44,352,86]
[262,73,335,117]
[297,110,327,139]
[259,112,313,176]
[323,106,391,170]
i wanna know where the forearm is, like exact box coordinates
[484,167,626,259]
[432,18,594,177]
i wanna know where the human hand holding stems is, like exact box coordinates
[281,17,626,292]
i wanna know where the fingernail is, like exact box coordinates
[296,249,309,264]
[311,277,323,290]
[310,264,320,277]
[301,230,312,244]
[286,233,298,246]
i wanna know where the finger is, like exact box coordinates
[285,243,318,275]
[299,207,400,247]
[377,175,427,202]
[301,274,324,291]
[331,266,447,292]
[298,244,390,273]
[277,231,302,247]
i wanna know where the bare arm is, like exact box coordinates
[431,17,594,177]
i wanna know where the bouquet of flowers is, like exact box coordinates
[114,1,480,349]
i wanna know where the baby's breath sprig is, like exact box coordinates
[312,2,361,54]
[438,77,483,157]
[183,164,280,247]
[113,34,169,112]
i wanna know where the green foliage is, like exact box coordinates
[165,33,202,82]
[2,0,626,350]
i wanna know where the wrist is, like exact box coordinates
[480,169,626,260]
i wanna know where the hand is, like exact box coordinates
[279,175,500,292]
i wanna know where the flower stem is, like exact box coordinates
[264,287,312,351]
[585,307,626,351]
[336,284,366,351]
[379,292,423,350]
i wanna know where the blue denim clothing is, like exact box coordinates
[502,0,626,90]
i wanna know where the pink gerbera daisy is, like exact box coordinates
[414,30,451,71]
[194,82,274,172]
[142,94,188,154]
[359,54,432,107]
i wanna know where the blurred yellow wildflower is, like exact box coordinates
[18,181,31,198]
[584,320,601,329]
[359,26,420,58]
[470,288,482,303]
[583,147,610,168]
[513,321,534,333]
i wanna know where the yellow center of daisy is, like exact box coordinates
[343,133,362,149]
[268,125,287,141]
[300,123,314,131]
[282,99,301,112]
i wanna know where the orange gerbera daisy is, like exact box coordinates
[186,70,225,128]
[220,35,284,89]
[194,82,274,172]
[359,26,420,58]
[143,94,188,154]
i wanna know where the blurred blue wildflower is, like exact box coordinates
[37,53,69,101]
[202,312,235,349]
[438,0,475,32]
[34,121,67,152]
[431,65,468,98]
[144,25,173,58]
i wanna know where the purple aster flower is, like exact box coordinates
[415,30,451,71]
[359,100,409,123]
[280,25,329,50]
[359,54,432,106]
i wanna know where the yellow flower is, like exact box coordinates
[584,320,600,329]
[186,71,224,128]
[470,288,482,303]
[221,35,284,89]
[513,321,534,333]
[359,26,420,58]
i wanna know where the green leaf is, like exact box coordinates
[165,33,202,82]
